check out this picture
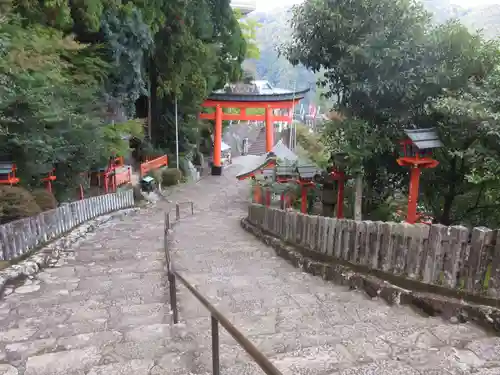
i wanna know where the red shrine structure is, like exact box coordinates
[200,82,309,175]
[319,168,350,219]
[0,162,20,186]
[397,128,442,224]
[41,168,57,193]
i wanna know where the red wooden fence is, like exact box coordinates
[140,155,168,177]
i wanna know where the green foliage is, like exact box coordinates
[101,6,153,117]
[147,0,247,155]
[234,10,260,59]
[0,17,110,193]
[102,119,144,158]
[295,124,329,168]
[31,189,58,211]
[162,168,182,187]
[285,0,500,227]
[0,186,41,224]
[146,165,168,187]
[1,0,246,199]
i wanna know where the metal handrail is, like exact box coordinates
[164,203,283,375]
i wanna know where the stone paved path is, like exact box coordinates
[0,156,499,375]
[169,156,500,375]
[0,191,202,374]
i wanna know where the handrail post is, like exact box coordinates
[167,212,170,262]
[169,272,179,324]
[211,315,220,375]
[191,202,194,215]
[176,203,180,221]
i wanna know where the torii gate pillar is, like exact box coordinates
[201,85,309,176]
[212,104,223,176]
[265,106,273,153]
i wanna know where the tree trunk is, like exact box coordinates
[149,56,158,145]
[354,174,363,221]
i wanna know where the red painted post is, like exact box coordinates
[213,105,223,169]
[301,186,307,213]
[406,166,421,224]
[265,189,271,207]
[265,106,273,153]
[104,173,109,194]
[280,193,284,209]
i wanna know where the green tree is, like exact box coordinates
[234,10,260,59]
[9,0,248,168]
[285,0,500,227]
[149,0,247,154]
[0,17,110,195]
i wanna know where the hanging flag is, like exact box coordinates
[309,104,317,118]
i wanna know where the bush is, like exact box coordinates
[132,185,145,201]
[148,166,168,186]
[0,186,41,224]
[149,168,163,185]
[162,168,182,186]
[32,189,58,211]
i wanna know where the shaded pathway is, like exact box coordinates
[169,157,500,375]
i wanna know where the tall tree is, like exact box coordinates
[284,0,500,227]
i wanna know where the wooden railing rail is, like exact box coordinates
[163,202,283,375]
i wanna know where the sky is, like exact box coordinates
[256,0,500,11]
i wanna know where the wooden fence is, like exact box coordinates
[140,155,168,177]
[0,190,135,261]
[248,204,500,298]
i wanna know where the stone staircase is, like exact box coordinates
[247,126,291,156]
[223,121,262,156]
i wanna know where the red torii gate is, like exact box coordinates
[200,84,309,175]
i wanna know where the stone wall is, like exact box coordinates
[0,190,134,261]
[247,204,500,299]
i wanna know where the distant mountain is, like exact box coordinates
[423,0,500,38]
[247,0,500,109]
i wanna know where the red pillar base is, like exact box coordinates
[406,167,421,224]
[301,187,308,214]
[213,105,223,175]
[265,106,274,153]
[211,165,223,176]
[265,189,271,206]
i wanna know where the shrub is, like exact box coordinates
[193,150,204,167]
[162,168,182,186]
[0,186,41,224]
[132,185,145,201]
[32,189,58,211]
[149,168,163,185]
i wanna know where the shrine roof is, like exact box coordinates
[404,128,442,150]
[208,82,309,102]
